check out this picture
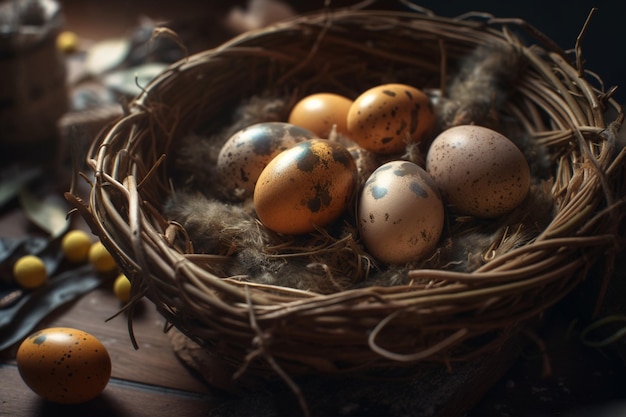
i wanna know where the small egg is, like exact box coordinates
[61,230,93,263]
[425,125,531,218]
[217,122,316,200]
[347,83,435,155]
[13,255,47,289]
[288,93,353,138]
[113,273,131,302]
[88,241,117,273]
[16,327,111,404]
[57,31,79,54]
[358,161,444,264]
[254,139,358,234]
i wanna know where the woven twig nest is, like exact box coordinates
[68,7,624,385]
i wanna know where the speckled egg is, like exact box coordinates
[216,122,316,200]
[425,125,531,218]
[358,161,444,264]
[288,93,353,138]
[254,139,358,234]
[16,327,111,404]
[347,83,435,155]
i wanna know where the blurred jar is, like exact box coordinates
[0,0,68,157]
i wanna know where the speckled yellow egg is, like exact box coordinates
[16,327,111,404]
[217,122,316,200]
[425,125,531,218]
[347,83,435,155]
[358,161,444,264]
[288,93,353,138]
[254,139,358,234]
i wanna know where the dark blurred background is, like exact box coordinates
[318,0,626,103]
[409,0,626,103]
[60,0,625,102]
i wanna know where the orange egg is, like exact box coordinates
[254,139,358,234]
[288,93,353,138]
[216,122,316,200]
[347,83,435,155]
[16,327,111,404]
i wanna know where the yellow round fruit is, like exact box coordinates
[88,242,117,273]
[56,31,79,53]
[113,274,131,302]
[13,255,48,289]
[61,230,93,263]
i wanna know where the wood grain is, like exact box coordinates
[0,285,231,416]
[35,287,213,394]
[0,362,223,417]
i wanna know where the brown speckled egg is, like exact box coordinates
[217,122,316,200]
[425,125,531,218]
[16,327,111,404]
[254,139,358,234]
[358,161,444,264]
[347,83,435,155]
[288,93,353,138]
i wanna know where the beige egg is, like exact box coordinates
[254,139,358,234]
[347,83,435,155]
[358,161,444,264]
[216,122,316,200]
[288,93,353,138]
[425,125,531,218]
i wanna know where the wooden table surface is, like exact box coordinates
[1,222,625,417]
[0,5,235,415]
[0,289,222,417]
[2,1,626,416]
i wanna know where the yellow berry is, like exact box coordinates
[113,274,131,302]
[13,255,48,289]
[88,241,117,273]
[57,31,79,53]
[61,230,93,263]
